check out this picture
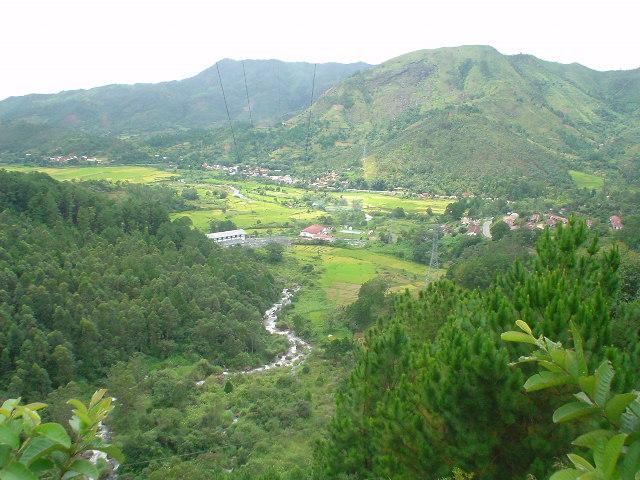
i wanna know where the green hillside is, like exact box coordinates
[292,45,640,194]
[2,46,638,195]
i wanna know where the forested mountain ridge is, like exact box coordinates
[0,59,370,134]
[0,170,282,401]
[296,45,640,194]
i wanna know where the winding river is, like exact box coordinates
[97,286,310,476]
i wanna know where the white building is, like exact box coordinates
[206,229,247,246]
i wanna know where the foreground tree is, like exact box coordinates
[316,221,638,479]
[0,389,121,479]
[502,320,640,479]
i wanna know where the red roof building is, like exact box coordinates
[300,224,334,241]
[610,215,624,230]
[546,214,568,227]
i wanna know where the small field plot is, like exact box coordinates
[569,170,604,190]
[173,196,322,231]
[1,165,175,183]
[329,191,451,214]
[289,245,442,331]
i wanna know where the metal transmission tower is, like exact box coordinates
[428,225,440,269]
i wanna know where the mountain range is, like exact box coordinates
[1,46,639,194]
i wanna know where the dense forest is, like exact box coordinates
[0,170,283,403]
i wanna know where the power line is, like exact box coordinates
[274,62,281,120]
[303,63,317,162]
[215,62,240,162]
[241,60,253,127]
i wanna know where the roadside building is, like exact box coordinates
[206,229,247,246]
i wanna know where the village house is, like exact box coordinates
[524,213,543,230]
[466,224,481,236]
[546,214,568,227]
[503,212,520,230]
[299,224,335,242]
[610,215,624,230]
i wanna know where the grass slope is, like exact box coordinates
[569,169,605,190]
[0,165,174,183]
[290,245,441,333]
[292,45,640,193]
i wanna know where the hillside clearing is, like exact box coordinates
[569,169,604,190]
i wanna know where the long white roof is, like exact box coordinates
[206,229,246,239]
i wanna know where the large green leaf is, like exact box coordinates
[573,430,614,449]
[22,404,46,413]
[567,453,595,471]
[549,469,582,480]
[19,437,58,466]
[0,426,19,450]
[515,319,533,335]
[0,446,10,469]
[500,331,537,345]
[88,444,124,463]
[0,462,38,480]
[89,390,106,409]
[605,393,638,426]
[524,371,572,392]
[620,440,640,480]
[28,458,54,475]
[553,402,598,423]
[620,397,640,434]
[33,423,71,449]
[602,433,627,480]
[579,375,596,399]
[593,361,614,407]
[63,459,98,480]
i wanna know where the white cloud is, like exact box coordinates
[1,0,638,99]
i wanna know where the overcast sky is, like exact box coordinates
[1,0,638,100]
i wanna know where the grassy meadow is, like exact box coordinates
[1,164,176,183]
[287,245,442,334]
[569,169,604,190]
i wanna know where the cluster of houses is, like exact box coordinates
[41,154,101,164]
[460,217,483,236]
[461,211,624,236]
[202,163,239,175]
[500,212,588,231]
[202,163,302,185]
[309,171,347,189]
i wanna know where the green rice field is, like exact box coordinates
[1,165,175,183]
